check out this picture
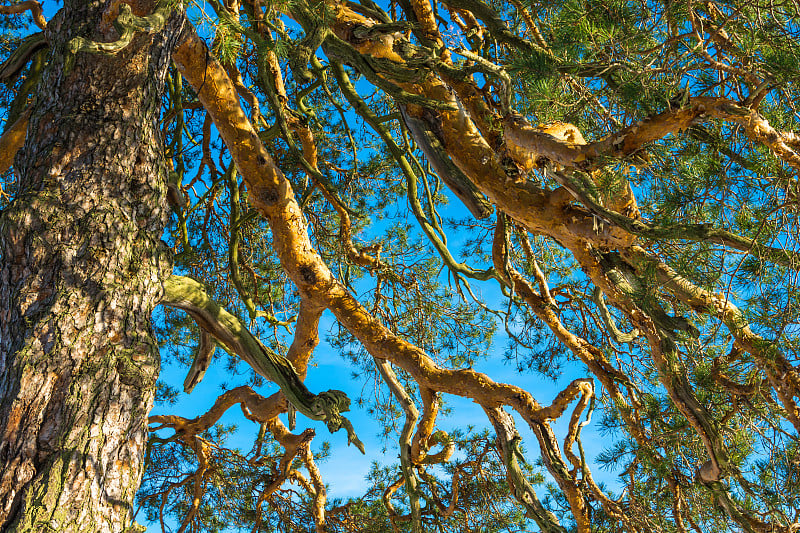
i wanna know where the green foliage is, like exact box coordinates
[3,0,796,530]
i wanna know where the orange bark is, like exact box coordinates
[171,25,553,428]
[0,0,46,29]
[0,109,30,174]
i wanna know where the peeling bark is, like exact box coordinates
[161,275,363,449]
[484,406,567,533]
[171,21,554,430]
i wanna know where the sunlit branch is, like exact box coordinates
[3,43,44,133]
[416,467,460,518]
[177,435,210,533]
[410,388,448,464]
[623,245,800,433]
[504,97,800,178]
[439,0,544,59]
[226,62,262,126]
[399,103,494,219]
[374,356,422,532]
[483,407,568,533]
[171,19,579,456]
[150,386,282,437]
[257,45,361,223]
[155,298,326,441]
[297,434,328,533]
[382,475,407,532]
[492,214,641,424]
[247,420,316,532]
[0,109,30,174]
[0,0,46,29]
[323,3,631,249]
[160,275,364,450]
[578,248,732,481]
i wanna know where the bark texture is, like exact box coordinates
[0,2,179,531]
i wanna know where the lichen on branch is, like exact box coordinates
[160,274,365,453]
[65,1,173,72]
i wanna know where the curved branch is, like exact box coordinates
[374,357,422,532]
[591,287,640,344]
[183,329,214,393]
[67,3,172,63]
[150,385,282,436]
[160,275,364,452]
[503,97,800,173]
[170,18,612,465]
[410,388,446,464]
[0,32,47,82]
[0,108,30,174]
[483,406,568,533]
[0,1,46,29]
[399,103,493,219]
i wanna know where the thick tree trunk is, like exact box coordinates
[0,2,178,531]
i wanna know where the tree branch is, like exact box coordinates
[0,1,46,29]
[160,275,365,452]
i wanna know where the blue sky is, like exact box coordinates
[145,224,620,531]
[3,1,619,529]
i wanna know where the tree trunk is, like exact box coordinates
[0,2,179,530]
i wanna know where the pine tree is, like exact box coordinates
[0,0,799,531]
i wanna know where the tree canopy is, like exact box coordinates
[1,0,799,531]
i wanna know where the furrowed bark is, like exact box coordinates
[0,2,180,530]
